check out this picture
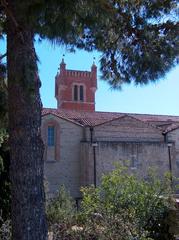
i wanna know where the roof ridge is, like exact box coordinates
[95,110,179,118]
[42,108,179,127]
[43,108,179,118]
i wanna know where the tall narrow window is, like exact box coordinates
[73,84,85,101]
[48,126,55,146]
[74,85,78,101]
[80,85,84,101]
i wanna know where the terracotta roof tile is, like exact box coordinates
[42,108,179,128]
[163,123,179,134]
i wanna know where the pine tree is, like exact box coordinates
[0,20,9,222]
[0,1,178,239]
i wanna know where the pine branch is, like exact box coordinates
[0,0,24,43]
[1,0,18,27]
[0,53,6,61]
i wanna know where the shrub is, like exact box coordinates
[0,215,11,240]
[79,167,176,240]
[48,167,177,240]
[46,185,76,226]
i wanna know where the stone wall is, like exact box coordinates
[42,114,83,198]
[86,116,164,142]
[41,114,179,198]
[81,141,171,187]
[167,128,179,180]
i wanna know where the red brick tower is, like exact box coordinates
[55,59,97,112]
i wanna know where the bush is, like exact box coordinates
[0,215,11,240]
[79,167,175,240]
[46,186,85,240]
[47,167,177,240]
[46,185,76,226]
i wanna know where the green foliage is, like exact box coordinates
[25,0,179,86]
[0,1,178,238]
[46,185,75,226]
[47,167,177,240]
[0,215,11,240]
[79,167,175,240]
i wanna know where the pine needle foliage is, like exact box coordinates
[0,1,178,239]
[26,0,179,88]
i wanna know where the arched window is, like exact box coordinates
[80,85,84,101]
[73,84,84,102]
[74,85,78,101]
[48,126,55,146]
[42,118,60,162]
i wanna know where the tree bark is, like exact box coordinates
[7,1,47,239]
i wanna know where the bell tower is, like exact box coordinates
[55,59,97,112]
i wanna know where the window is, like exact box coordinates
[80,85,84,101]
[48,126,55,146]
[73,84,84,102]
[74,85,78,101]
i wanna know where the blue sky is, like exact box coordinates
[1,38,179,115]
[36,40,179,116]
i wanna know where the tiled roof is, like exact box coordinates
[42,108,179,131]
[163,123,179,134]
[42,108,122,126]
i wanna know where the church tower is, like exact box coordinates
[55,59,97,112]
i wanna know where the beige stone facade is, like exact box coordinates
[41,61,179,198]
[41,111,179,198]
[42,114,83,198]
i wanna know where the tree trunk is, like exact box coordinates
[7,1,47,239]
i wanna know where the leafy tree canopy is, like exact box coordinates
[25,0,179,88]
[0,1,178,88]
[0,1,178,239]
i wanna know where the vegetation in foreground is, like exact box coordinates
[46,167,178,240]
[1,166,178,240]
[1,1,178,238]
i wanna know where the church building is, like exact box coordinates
[41,59,179,198]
